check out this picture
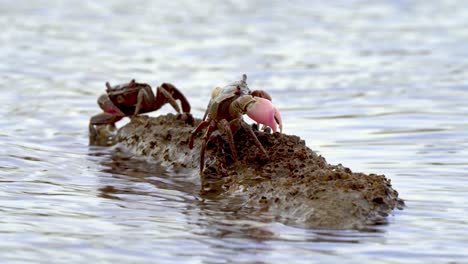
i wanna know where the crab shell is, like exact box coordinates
[213,74,250,104]
[105,80,153,115]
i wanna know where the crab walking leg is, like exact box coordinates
[229,118,268,157]
[202,99,212,121]
[199,120,217,175]
[203,87,222,121]
[164,83,191,113]
[189,120,210,149]
[156,85,181,113]
[134,86,155,117]
[154,83,190,114]
[218,119,238,163]
[240,120,268,156]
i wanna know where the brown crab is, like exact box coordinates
[89,79,191,142]
[189,74,282,174]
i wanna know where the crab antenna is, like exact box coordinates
[105,82,112,90]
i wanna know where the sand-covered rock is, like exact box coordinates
[115,113,403,229]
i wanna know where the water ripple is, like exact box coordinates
[1,0,468,263]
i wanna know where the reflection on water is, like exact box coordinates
[1,0,468,263]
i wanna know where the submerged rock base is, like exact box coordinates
[115,113,403,229]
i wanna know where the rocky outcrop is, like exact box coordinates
[115,113,403,229]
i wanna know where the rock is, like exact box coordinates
[115,113,403,229]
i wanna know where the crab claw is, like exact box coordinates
[246,97,282,133]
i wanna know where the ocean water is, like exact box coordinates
[1,0,468,263]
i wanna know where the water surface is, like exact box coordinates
[1,0,468,263]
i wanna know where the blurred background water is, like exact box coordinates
[1,0,468,263]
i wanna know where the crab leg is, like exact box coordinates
[240,120,267,156]
[189,120,210,149]
[134,86,155,117]
[202,101,212,121]
[229,118,267,156]
[156,85,181,113]
[203,87,222,121]
[199,120,217,175]
[218,119,238,163]
[156,83,191,113]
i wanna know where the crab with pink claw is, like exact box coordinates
[189,74,282,174]
[89,79,191,143]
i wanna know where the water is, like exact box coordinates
[1,0,468,263]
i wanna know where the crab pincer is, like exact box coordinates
[237,95,282,133]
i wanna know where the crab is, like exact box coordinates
[189,74,282,174]
[89,79,191,142]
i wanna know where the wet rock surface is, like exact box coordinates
[116,113,403,229]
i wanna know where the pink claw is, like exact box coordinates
[246,97,283,133]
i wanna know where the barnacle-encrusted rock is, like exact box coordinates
[116,113,403,229]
